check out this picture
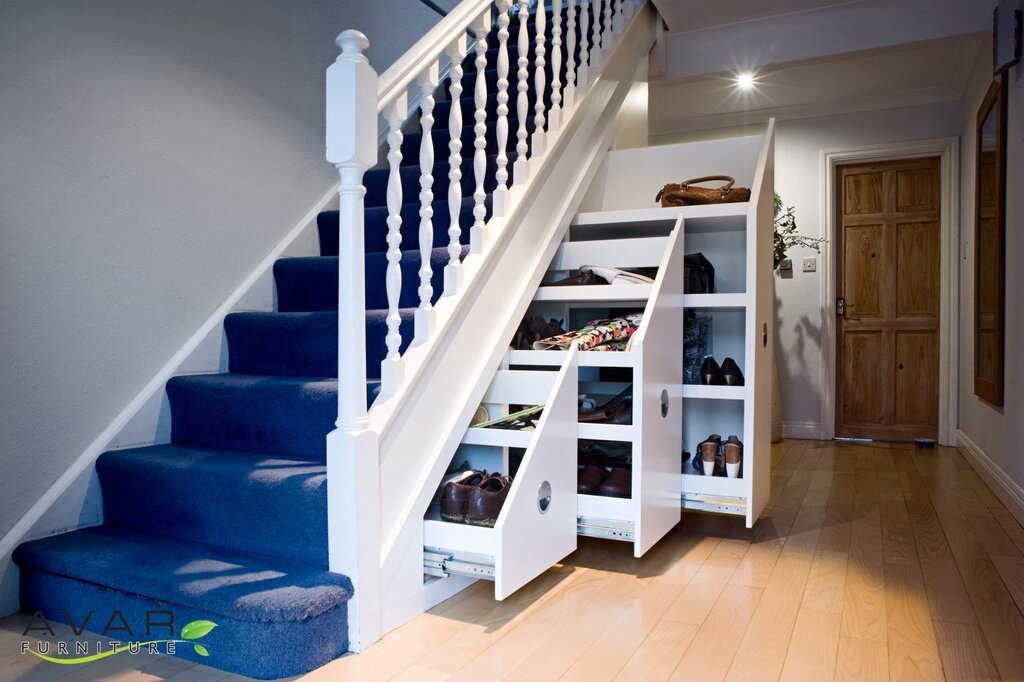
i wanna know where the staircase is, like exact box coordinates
[12,2,649,679]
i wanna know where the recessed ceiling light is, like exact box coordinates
[735,72,756,91]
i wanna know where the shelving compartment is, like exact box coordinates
[681,398,748,516]
[423,355,579,600]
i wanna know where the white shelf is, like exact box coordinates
[682,385,746,400]
[508,349,638,368]
[578,422,636,442]
[534,283,652,303]
[462,427,533,448]
[680,472,746,498]
[572,203,750,227]
[683,293,747,309]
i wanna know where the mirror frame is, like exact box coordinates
[974,74,1008,406]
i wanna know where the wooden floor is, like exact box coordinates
[3,440,1024,681]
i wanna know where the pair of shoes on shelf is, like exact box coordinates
[511,315,566,351]
[695,434,743,478]
[700,356,744,386]
[578,464,632,497]
[550,265,656,287]
[441,471,512,526]
[578,386,632,424]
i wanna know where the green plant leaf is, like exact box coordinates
[181,620,218,640]
[193,644,209,657]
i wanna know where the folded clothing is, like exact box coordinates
[533,313,643,351]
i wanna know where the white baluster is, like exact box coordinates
[444,37,466,294]
[578,0,592,89]
[380,96,407,396]
[470,11,490,252]
[624,0,635,21]
[590,0,604,70]
[604,0,614,52]
[514,0,530,184]
[549,0,563,132]
[413,64,439,345]
[493,0,513,217]
[532,0,547,158]
[613,0,625,35]
[326,30,377,428]
[564,0,578,111]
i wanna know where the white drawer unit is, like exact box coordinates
[575,121,777,529]
[422,356,579,600]
[511,226,685,557]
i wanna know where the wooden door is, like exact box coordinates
[836,158,940,441]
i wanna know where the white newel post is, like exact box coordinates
[325,29,383,652]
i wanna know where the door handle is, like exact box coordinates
[836,298,845,317]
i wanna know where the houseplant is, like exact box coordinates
[774,192,825,269]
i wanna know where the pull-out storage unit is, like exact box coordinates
[423,355,579,599]
[509,225,685,557]
[574,122,776,528]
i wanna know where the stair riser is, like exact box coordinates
[167,376,337,458]
[97,447,330,564]
[274,246,467,314]
[225,310,414,378]
[19,572,347,680]
[362,153,516,209]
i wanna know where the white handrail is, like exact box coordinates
[378,0,492,112]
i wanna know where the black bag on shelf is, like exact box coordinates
[683,252,715,294]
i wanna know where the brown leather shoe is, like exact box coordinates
[599,467,632,498]
[578,464,609,495]
[724,440,742,479]
[700,441,719,476]
[465,475,512,527]
[441,470,488,522]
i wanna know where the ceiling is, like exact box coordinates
[646,0,992,136]
[651,0,856,32]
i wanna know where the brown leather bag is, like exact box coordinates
[655,176,751,207]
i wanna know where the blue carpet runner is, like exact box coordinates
[13,9,601,679]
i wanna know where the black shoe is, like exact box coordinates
[721,357,744,386]
[700,357,725,385]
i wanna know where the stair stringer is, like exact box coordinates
[373,5,659,634]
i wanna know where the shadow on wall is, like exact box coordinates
[774,292,824,425]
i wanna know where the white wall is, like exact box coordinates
[0,0,443,542]
[652,99,963,437]
[957,38,1024,511]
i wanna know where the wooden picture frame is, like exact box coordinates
[974,75,1007,406]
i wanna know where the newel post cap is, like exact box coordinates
[335,30,369,59]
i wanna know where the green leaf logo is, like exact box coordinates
[180,620,217,641]
[193,644,209,657]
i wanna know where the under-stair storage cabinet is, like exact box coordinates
[575,121,776,528]
[423,353,579,599]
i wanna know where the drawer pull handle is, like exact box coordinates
[537,481,552,514]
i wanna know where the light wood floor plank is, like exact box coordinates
[779,608,841,682]
[836,636,889,682]
[932,620,1000,681]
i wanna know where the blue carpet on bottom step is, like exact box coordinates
[13,526,350,680]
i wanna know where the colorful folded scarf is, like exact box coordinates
[532,312,643,351]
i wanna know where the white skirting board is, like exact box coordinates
[0,184,337,617]
[957,430,1024,528]
[781,421,823,440]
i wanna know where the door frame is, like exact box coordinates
[819,138,959,445]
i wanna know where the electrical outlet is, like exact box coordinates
[779,258,792,271]
[802,257,817,272]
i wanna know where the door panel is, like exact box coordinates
[844,171,884,214]
[896,221,939,318]
[841,331,886,427]
[894,332,939,429]
[844,225,884,319]
[836,158,940,441]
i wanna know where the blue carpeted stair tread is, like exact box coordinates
[14,526,350,678]
[14,526,351,623]
[97,444,330,565]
